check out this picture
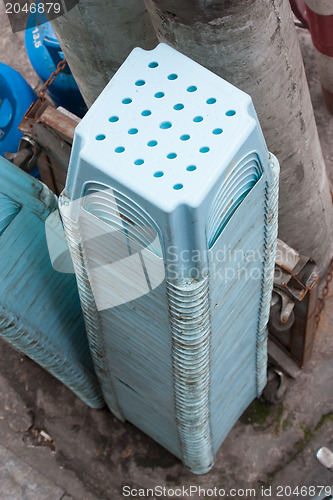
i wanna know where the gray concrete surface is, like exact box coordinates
[0,6,332,500]
[0,445,66,500]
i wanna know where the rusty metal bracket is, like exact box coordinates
[274,239,318,301]
[19,100,80,195]
[268,238,319,369]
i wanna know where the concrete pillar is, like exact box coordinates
[51,0,158,107]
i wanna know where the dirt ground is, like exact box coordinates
[0,4,332,500]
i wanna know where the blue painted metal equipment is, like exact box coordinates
[25,7,87,118]
[0,156,104,408]
[60,44,279,473]
[0,63,37,157]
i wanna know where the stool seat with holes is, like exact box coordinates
[60,43,279,474]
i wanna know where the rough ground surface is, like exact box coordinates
[0,5,332,500]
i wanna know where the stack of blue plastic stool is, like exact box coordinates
[60,43,279,473]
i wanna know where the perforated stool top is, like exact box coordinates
[66,43,267,212]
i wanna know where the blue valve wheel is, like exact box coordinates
[0,63,37,158]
